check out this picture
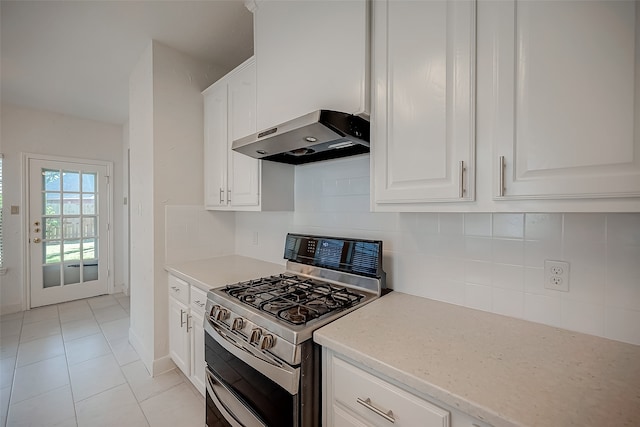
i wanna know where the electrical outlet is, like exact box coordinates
[544,260,570,292]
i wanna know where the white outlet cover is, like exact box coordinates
[544,260,570,292]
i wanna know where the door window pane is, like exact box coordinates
[63,217,81,239]
[82,194,95,215]
[43,265,61,288]
[44,218,61,240]
[44,241,61,264]
[62,171,80,192]
[63,239,81,261]
[83,263,99,281]
[83,238,96,260]
[82,217,96,237]
[82,173,96,193]
[62,193,80,214]
[44,193,61,215]
[43,170,60,191]
[64,264,80,285]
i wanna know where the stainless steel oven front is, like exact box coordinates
[204,312,320,427]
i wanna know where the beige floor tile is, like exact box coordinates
[86,295,118,311]
[65,333,111,366]
[1,318,23,338]
[61,318,100,342]
[0,311,24,323]
[59,305,94,324]
[16,334,65,368]
[0,334,20,360]
[6,385,76,427]
[0,357,15,389]
[122,361,184,403]
[92,305,128,324]
[23,305,59,325]
[11,355,69,404]
[140,383,205,427]
[100,317,129,343]
[0,386,11,427]
[57,299,89,311]
[108,336,140,366]
[68,353,126,402]
[75,383,149,427]
[19,319,61,343]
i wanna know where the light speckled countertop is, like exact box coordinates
[314,292,640,427]
[165,255,285,292]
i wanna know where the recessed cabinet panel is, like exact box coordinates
[373,0,476,205]
[227,61,260,207]
[204,83,229,208]
[254,0,369,131]
[492,0,640,199]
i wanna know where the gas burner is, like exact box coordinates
[279,305,317,325]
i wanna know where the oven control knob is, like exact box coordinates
[231,317,245,331]
[215,308,229,322]
[259,334,275,350]
[249,328,262,344]
[209,305,220,320]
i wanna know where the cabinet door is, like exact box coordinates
[190,310,206,396]
[168,297,190,375]
[490,0,640,199]
[372,0,476,205]
[254,0,369,131]
[227,59,260,207]
[204,82,229,208]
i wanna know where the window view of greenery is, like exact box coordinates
[0,156,3,268]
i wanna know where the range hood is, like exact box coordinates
[232,110,370,165]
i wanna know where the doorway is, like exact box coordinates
[27,155,113,307]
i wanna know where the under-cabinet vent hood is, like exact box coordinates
[232,110,370,165]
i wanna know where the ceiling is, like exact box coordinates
[0,0,254,125]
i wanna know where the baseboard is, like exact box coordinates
[1,303,24,315]
[152,354,176,376]
[129,327,176,377]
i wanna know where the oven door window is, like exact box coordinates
[205,332,297,427]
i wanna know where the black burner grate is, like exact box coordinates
[223,274,364,325]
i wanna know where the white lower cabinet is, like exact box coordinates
[168,274,206,396]
[324,349,488,427]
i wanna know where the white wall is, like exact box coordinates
[235,155,640,346]
[128,40,228,375]
[0,103,124,314]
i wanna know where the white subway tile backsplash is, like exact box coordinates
[492,288,524,318]
[492,239,524,266]
[464,283,493,312]
[225,158,640,345]
[493,213,524,239]
[464,213,492,237]
[524,293,562,327]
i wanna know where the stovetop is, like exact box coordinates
[223,273,366,326]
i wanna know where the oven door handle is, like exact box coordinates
[206,367,267,427]
[205,319,300,395]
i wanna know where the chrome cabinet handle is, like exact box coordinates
[180,309,186,327]
[171,286,180,293]
[357,397,395,423]
[186,314,192,332]
[194,300,205,307]
[499,155,506,197]
[227,189,231,203]
[219,188,224,204]
[459,160,466,198]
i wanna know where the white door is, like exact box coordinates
[29,158,110,307]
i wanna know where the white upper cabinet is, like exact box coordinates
[203,57,294,211]
[490,0,640,200]
[371,0,476,208]
[252,0,369,131]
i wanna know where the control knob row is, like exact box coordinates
[249,328,275,350]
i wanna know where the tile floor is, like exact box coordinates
[0,294,205,427]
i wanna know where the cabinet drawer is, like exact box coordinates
[332,356,450,427]
[168,275,189,305]
[190,286,208,315]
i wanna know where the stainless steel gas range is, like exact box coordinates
[204,233,386,427]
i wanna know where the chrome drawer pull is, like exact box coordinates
[357,397,395,423]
